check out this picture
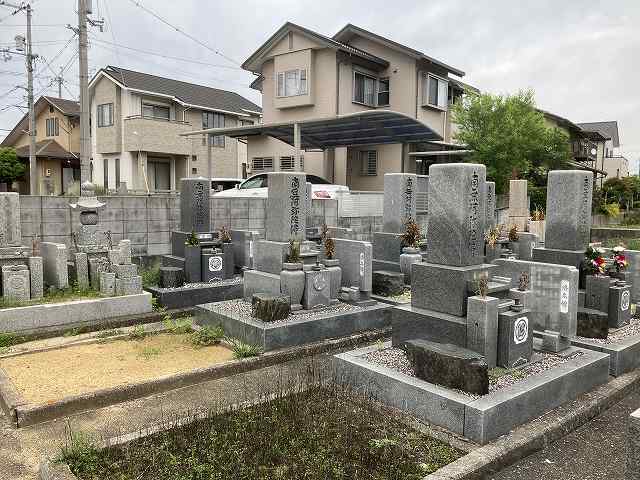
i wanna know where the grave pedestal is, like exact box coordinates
[498,307,533,368]
[609,283,631,328]
[466,296,500,368]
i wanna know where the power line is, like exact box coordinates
[125,0,241,67]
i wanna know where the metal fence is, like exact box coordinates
[336,191,384,218]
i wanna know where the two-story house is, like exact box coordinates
[578,121,629,186]
[0,96,80,195]
[89,66,262,192]
[242,22,472,190]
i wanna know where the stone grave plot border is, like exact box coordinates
[145,278,243,310]
[571,333,640,377]
[195,301,392,352]
[370,294,412,306]
[332,340,610,445]
[0,293,153,335]
[0,325,388,428]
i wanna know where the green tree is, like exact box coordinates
[451,89,572,193]
[0,147,25,186]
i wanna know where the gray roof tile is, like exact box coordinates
[577,121,619,147]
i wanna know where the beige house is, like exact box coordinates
[242,23,473,190]
[578,121,629,186]
[0,96,80,195]
[89,66,261,192]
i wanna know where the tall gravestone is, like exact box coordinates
[486,181,496,229]
[382,173,418,233]
[533,170,593,270]
[508,179,528,232]
[0,193,21,246]
[265,172,306,243]
[180,178,210,233]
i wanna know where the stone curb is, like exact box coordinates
[10,327,390,428]
[39,461,77,480]
[423,368,640,479]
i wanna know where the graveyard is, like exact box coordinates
[2,167,640,478]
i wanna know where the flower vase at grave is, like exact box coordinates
[280,262,305,310]
[399,247,422,283]
[324,259,342,302]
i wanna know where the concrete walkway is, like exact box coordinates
[491,389,640,480]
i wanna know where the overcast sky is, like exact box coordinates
[1,0,638,172]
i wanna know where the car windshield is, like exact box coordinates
[307,175,331,184]
[239,175,266,189]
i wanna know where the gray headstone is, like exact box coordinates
[1,264,30,302]
[609,283,631,328]
[118,239,132,265]
[303,268,331,309]
[425,163,486,266]
[111,263,138,279]
[466,295,500,368]
[160,266,184,288]
[515,232,538,261]
[486,181,496,229]
[253,240,289,275]
[27,256,43,299]
[372,270,404,296]
[545,170,593,251]
[0,192,21,246]
[73,252,89,290]
[115,275,142,296]
[41,242,69,289]
[382,173,418,233]
[497,307,533,368]
[89,257,109,290]
[180,178,210,233]
[266,172,307,243]
[100,271,116,296]
[201,252,225,282]
[585,275,612,314]
[108,249,121,266]
[508,179,528,217]
[333,238,372,292]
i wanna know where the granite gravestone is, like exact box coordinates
[382,173,418,233]
[265,172,307,243]
[486,181,496,229]
[41,242,69,289]
[0,193,21,246]
[333,238,372,292]
[425,163,486,267]
[1,265,30,301]
[545,170,593,251]
[180,178,210,233]
[508,179,528,231]
[466,296,500,368]
[28,256,43,299]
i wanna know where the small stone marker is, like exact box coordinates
[180,178,211,233]
[41,242,69,289]
[89,257,109,290]
[73,252,89,290]
[585,275,612,314]
[118,239,132,265]
[99,271,116,296]
[0,192,22,246]
[160,266,184,288]
[333,238,372,293]
[404,338,489,395]
[609,282,631,328]
[265,172,307,243]
[27,256,43,299]
[1,265,30,302]
[576,308,608,339]
[372,270,404,296]
[382,173,418,233]
[111,263,138,279]
[497,306,533,368]
[545,170,593,251]
[108,249,121,266]
[425,163,486,267]
[303,267,331,309]
[251,293,290,322]
[466,295,500,368]
[115,275,142,296]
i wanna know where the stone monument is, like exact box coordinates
[507,179,528,232]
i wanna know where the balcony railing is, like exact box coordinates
[123,116,192,155]
[124,115,191,124]
[572,139,597,162]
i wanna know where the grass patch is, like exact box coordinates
[127,325,146,341]
[230,339,262,359]
[60,385,463,479]
[94,329,123,339]
[0,284,100,310]
[0,332,20,347]
[162,315,194,334]
[190,325,225,347]
[141,262,161,289]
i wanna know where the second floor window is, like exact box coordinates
[97,103,113,127]
[353,71,376,106]
[202,112,225,147]
[378,78,390,106]
[423,74,448,110]
[142,103,170,120]
[45,117,59,137]
[277,69,307,97]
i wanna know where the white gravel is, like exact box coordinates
[363,347,584,399]
[207,299,363,324]
[577,317,640,344]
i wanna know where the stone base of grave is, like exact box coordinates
[195,300,391,351]
[372,270,405,296]
[532,247,584,270]
[372,232,403,263]
[243,270,281,298]
[372,259,401,273]
[576,308,609,339]
[572,327,640,376]
[333,339,610,445]
[391,304,467,348]
[145,277,243,309]
[411,262,497,316]
[254,240,321,275]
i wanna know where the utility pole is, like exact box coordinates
[25,3,35,195]
[76,0,103,192]
[54,67,63,98]
[0,1,37,194]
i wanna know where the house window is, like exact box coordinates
[192,167,197,175]
[359,150,377,176]
[115,158,120,188]
[45,117,59,137]
[423,74,448,110]
[353,71,377,106]
[142,103,170,120]
[202,112,225,147]
[276,69,307,97]
[378,78,390,106]
[97,103,113,127]
[252,157,274,172]
[103,158,109,189]
[192,155,197,163]
[280,156,295,171]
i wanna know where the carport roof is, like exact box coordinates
[180,110,443,149]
